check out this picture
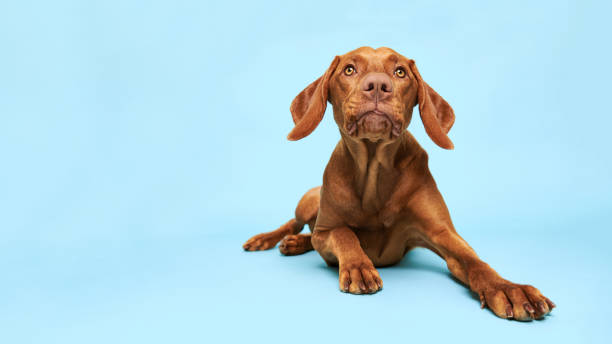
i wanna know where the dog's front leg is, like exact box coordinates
[420,224,555,320]
[312,227,383,294]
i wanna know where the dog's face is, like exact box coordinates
[287,47,456,149]
[328,47,416,142]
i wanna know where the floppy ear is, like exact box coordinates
[408,60,456,150]
[287,56,340,141]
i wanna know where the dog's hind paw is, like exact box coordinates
[279,234,313,255]
[243,233,280,251]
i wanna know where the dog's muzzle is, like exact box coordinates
[347,109,401,138]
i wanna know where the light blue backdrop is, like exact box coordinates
[1,0,611,343]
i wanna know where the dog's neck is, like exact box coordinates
[340,132,409,212]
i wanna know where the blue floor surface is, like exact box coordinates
[2,223,609,343]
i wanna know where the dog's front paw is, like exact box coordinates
[476,281,556,321]
[339,258,383,294]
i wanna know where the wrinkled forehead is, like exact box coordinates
[339,46,410,71]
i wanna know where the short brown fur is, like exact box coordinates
[243,47,555,321]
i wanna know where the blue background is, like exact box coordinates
[1,0,611,343]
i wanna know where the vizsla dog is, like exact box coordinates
[243,47,555,321]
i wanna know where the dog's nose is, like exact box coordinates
[361,72,393,100]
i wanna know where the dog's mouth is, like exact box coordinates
[347,109,401,139]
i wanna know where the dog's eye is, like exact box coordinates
[394,67,406,78]
[344,65,355,76]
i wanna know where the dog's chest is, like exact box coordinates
[344,196,398,232]
[354,161,398,215]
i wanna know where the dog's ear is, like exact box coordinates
[287,56,340,141]
[408,60,455,150]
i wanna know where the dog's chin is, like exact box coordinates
[346,111,401,141]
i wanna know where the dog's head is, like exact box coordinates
[287,47,455,149]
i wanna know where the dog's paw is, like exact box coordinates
[476,281,556,321]
[279,235,312,256]
[243,233,280,251]
[339,259,383,294]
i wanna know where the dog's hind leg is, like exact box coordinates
[243,186,321,253]
[279,234,313,255]
[278,186,320,255]
[243,218,304,251]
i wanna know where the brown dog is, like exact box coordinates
[243,47,555,321]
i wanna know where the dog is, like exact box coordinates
[243,47,555,321]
